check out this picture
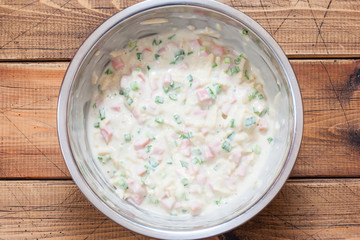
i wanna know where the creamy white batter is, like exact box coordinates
[87,28,275,216]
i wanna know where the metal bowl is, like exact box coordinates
[57,0,303,239]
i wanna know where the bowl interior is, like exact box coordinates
[65,2,295,237]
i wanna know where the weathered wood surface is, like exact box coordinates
[0,179,359,239]
[1,60,360,179]
[0,0,360,60]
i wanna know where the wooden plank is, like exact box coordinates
[0,0,359,60]
[1,60,360,179]
[0,179,359,239]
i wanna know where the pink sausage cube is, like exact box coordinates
[235,164,247,177]
[111,105,121,112]
[203,146,215,161]
[161,197,175,210]
[212,45,225,56]
[232,149,242,164]
[163,72,172,86]
[111,57,125,70]
[134,137,151,150]
[179,139,191,157]
[259,118,268,131]
[100,127,112,144]
[137,73,146,82]
[189,200,202,213]
[195,174,207,186]
[120,75,131,89]
[196,89,211,102]
[189,39,201,48]
[151,147,165,155]
[209,140,221,154]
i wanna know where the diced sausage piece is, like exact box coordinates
[158,47,166,54]
[201,128,209,136]
[196,89,211,102]
[142,48,152,55]
[203,146,214,161]
[179,62,189,70]
[132,182,147,196]
[235,164,247,177]
[135,166,147,176]
[193,107,207,118]
[136,150,147,160]
[132,109,140,118]
[111,105,121,112]
[160,197,175,210]
[189,39,201,49]
[259,118,268,131]
[137,73,146,82]
[188,164,199,176]
[134,137,151,150]
[195,174,207,186]
[209,140,221,154]
[232,149,242,164]
[230,93,237,104]
[221,102,232,115]
[130,194,144,205]
[199,50,209,57]
[212,45,225,56]
[166,42,179,52]
[174,202,182,209]
[150,79,158,91]
[151,147,165,155]
[163,72,172,86]
[112,57,125,70]
[189,200,202,213]
[100,127,112,144]
[120,75,131,89]
[179,139,191,157]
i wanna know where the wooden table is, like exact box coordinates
[1,0,359,239]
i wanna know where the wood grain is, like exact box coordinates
[0,179,359,239]
[0,0,359,60]
[1,60,360,179]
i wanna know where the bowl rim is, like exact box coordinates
[57,0,303,239]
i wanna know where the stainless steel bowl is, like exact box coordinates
[57,0,303,239]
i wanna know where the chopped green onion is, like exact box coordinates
[136,52,143,60]
[179,132,192,139]
[206,87,216,99]
[155,96,164,104]
[126,97,133,106]
[147,65,151,71]
[267,137,273,144]
[135,68,141,72]
[145,144,152,153]
[97,84,102,94]
[227,132,235,140]
[180,160,189,169]
[213,164,221,171]
[242,29,248,35]
[92,102,97,108]
[187,51,193,56]
[169,92,177,101]
[228,66,240,76]
[222,140,232,152]
[124,88,131,97]
[173,114,182,124]
[187,74,193,87]
[224,57,231,64]
[116,178,128,190]
[119,89,124,95]
[181,178,189,186]
[173,84,182,90]
[124,134,131,142]
[163,86,170,93]
[258,94,264,100]
[149,158,159,168]
[213,83,222,94]
[99,108,105,120]
[105,68,113,75]
[244,69,250,80]
[234,58,241,64]
[152,39,162,46]
[230,119,235,128]
[155,117,164,124]
[181,209,187,213]
[252,144,261,154]
[248,88,259,101]
[215,198,221,205]
[130,81,139,91]
[170,49,185,65]
[245,117,256,127]
[168,34,176,40]
[94,122,100,128]
[239,54,246,59]
[155,54,160,60]
[212,62,218,68]
[194,157,204,164]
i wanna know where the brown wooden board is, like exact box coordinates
[1,60,360,179]
[0,179,359,239]
[0,0,360,60]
